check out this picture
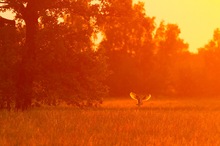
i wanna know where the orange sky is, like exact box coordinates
[134,0,220,53]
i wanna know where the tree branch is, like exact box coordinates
[0,16,15,26]
[0,5,9,8]
[0,1,8,7]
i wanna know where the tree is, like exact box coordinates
[0,0,58,109]
[152,22,188,95]
[34,12,110,106]
[197,28,220,95]
[0,0,110,109]
[98,0,155,95]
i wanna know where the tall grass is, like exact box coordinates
[0,99,220,145]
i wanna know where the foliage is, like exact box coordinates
[0,0,110,110]
[152,22,189,95]
[197,29,220,95]
[33,7,110,107]
[98,0,191,96]
[99,0,155,95]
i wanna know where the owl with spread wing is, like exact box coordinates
[130,92,151,106]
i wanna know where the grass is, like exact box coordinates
[0,98,220,146]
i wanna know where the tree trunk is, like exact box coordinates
[15,2,38,110]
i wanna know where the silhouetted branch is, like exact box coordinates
[0,16,15,26]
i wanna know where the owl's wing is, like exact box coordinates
[130,92,138,100]
[142,94,151,101]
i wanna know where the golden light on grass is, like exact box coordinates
[1,99,220,145]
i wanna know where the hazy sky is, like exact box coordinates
[134,0,220,52]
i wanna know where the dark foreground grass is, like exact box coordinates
[0,98,220,146]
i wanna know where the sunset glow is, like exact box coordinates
[134,0,220,53]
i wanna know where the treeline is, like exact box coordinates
[99,1,220,97]
[0,0,219,110]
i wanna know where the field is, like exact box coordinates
[1,97,220,146]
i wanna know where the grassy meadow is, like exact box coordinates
[1,97,220,146]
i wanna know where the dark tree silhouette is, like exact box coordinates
[0,16,15,27]
[0,0,109,110]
